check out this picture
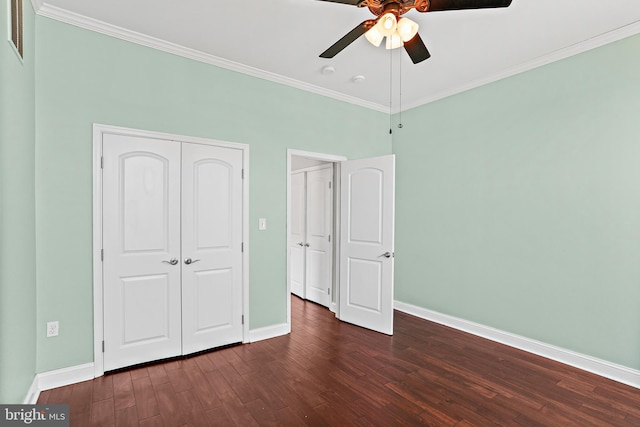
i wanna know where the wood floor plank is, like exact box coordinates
[625,413,640,425]
[220,396,259,427]
[183,361,222,410]
[38,389,51,404]
[46,383,74,404]
[37,296,640,426]
[69,380,94,426]
[241,371,287,411]
[175,388,211,427]
[193,352,217,373]
[111,371,136,411]
[313,402,359,426]
[139,414,164,426]
[153,382,185,427]
[318,391,366,422]
[146,363,170,387]
[165,366,193,394]
[131,376,160,421]
[128,366,149,381]
[282,371,329,407]
[202,368,234,402]
[272,406,308,427]
[90,398,115,427]
[244,398,279,425]
[212,362,259,404]
[222,346,256,376]
[114,405,138,427]
[204,406,236,427]
[92,375,114,403]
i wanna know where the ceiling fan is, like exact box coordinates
[318,0,513,64]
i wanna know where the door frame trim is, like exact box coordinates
[286,149,346,329]
[92,123,250,377]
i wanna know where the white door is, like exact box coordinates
[304,167,333,308]
[103,134,244,371]
[289,172,306,298]
[181,143,244,354]
[339,155,395,335]
[102,134,182,371]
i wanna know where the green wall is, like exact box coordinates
[34,17,391,374]
[4,4,638,402]
[394,34,640,369]
[0,1,37,403]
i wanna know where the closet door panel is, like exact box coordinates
[102,134,182,371]
[181,143,244,354]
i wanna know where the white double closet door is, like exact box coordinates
[102,133,243,372]
[290,166,333,308]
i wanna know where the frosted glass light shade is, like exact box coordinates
[365,25,384,47]
[385,32,403,50]
[397,17,419,42]
[378,13,397,37]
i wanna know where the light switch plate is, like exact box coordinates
[259,218,267,230]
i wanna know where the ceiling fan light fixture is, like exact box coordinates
[397,17,419,42]
[318,0,513,62]
[365,25,384,47]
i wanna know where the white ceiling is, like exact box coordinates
[35,0,640,112]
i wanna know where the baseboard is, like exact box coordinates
[248,323,290,343]
[37,363,96,392]
[394,300,640,390]
[25,327,289,400]
[23,376,41,404]
[22,363,96,404]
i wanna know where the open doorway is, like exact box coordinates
[286,150,346,325]
[290,159,333,307]
[286,149,397,335]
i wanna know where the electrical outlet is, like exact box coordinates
[47,321,59,337]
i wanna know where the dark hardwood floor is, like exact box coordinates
[38,296,640,426]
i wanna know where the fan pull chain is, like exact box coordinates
[398,51,403,129]
[389,46,393,135]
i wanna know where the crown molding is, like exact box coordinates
[35,3,640,114]
[35,3,388,113]
[30,0,44,13]
[401,19,640,112]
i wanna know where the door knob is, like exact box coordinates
[297,242,304,246]
[162,258,179,265]
[305,243,310,247]
[184,258,200,265]
[380,252,393,258]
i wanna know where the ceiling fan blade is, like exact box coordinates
[320,21,375,59]
[316,0,365,5]
[404,33,431,64]
[426,0,512,12]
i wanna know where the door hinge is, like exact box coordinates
[241,315,244,325]
[101,249,104,261]
[327,288,330,295]
[102,341,105,352]
[241,242,244,252]
[100,156,104,169]
[329,181,332,189]
[241,169,244,179]
[328,235,331,242]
